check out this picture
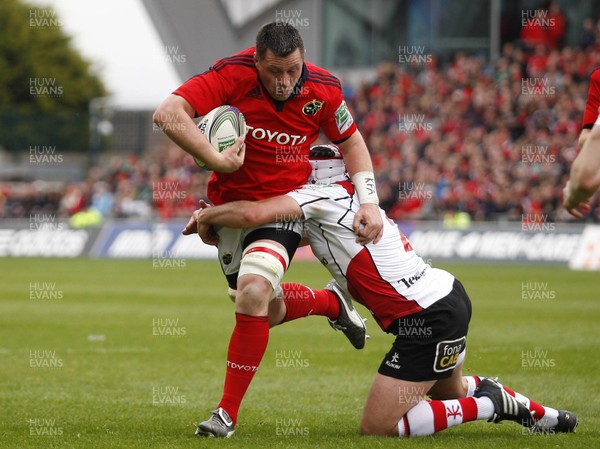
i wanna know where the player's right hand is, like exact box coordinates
[211,135,246,173]
[563,181,591,219]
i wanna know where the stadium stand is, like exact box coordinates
[2,39,599,223]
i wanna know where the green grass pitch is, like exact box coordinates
[1,258,598,449]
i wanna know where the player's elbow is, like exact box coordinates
[242,207,267,227]
[153,101,173,126]
[153,95,186,126]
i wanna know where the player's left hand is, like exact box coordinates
[194,200,220,246]
[197,221,220,246]
[181,199,209,235]
[182,214,198,235]
[353,203,383,245]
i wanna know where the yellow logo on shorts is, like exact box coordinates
[433,337,466,373]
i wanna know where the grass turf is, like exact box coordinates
[0,258,598,448]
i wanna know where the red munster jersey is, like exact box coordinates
[582,67,600,129]
[173,47,357,205]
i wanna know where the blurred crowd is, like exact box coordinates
[352,40,600,222]
[2,17,600,223]
[0,146,206,222]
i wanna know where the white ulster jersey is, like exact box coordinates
[286,183,455,331]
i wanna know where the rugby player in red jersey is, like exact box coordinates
[578,67,600,148]
[185,144,579,438]
[154,22,382,437]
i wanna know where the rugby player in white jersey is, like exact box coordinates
[183,145,578,437]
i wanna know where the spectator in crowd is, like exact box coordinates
[579,18,597,50]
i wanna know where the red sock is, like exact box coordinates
[217,313,269,424]
[279,283,340,322]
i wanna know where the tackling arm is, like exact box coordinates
[196,195,304,229]
[337,130,376,182]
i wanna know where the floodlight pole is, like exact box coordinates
[490,0,501,63]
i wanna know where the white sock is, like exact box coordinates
[465,376,479,397]
[533,407,559,429]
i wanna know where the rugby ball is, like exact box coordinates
[195,105,246,170]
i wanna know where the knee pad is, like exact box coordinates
[238,241,289,291]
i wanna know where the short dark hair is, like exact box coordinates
[256,22,305,60]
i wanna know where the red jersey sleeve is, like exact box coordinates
[582,67,600,129]
[320,98,357,143]
[172,65,232,117]
[172,48,259,119]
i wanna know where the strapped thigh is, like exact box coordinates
[238,240,290,290]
